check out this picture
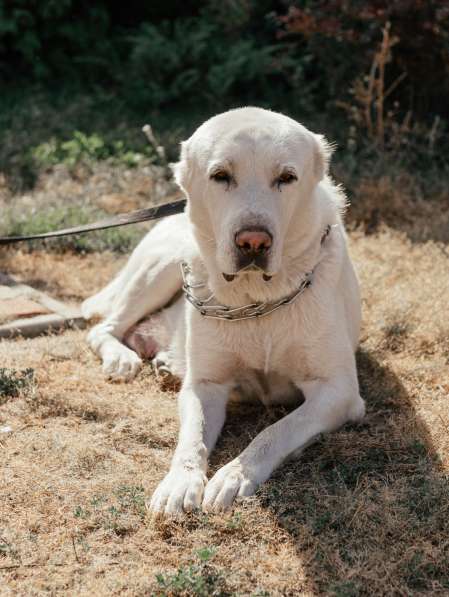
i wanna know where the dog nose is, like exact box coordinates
[235,229,272,256]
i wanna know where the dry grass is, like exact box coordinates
[0,194,448,595]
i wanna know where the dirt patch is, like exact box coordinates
[0,226,448,595]
[0,250,125,303]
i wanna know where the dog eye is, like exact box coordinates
[276,172,297,189]
[210,171,232,184]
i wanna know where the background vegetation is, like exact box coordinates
[1,0,448,198]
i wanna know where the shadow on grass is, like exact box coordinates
[208,347,448,595]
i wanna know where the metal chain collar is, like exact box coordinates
[181,225,331,322]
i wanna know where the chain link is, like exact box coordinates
[181,262,313,321]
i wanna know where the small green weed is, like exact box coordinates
[195,546,217,562]
[0,541,8,555]
[154,565,226,597]
[74,486,147,536]
[73,506,91,519]
[0,368,34,403]
[0,544,19,561]
[114,484,146,518]
[381,319,411,352]
[0,537,20,562]
[225,512,243,530]
[90,495,108,508]
[153,547,232,597]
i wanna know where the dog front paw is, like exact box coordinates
[102,344,142,381]
[148,467,207,515]
[202,460,257,511]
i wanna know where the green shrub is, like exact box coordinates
[0,0,448,194]
[2,1,447,124]
[125,15,293,111]
[0,1,115,80]
[31,131,153,169]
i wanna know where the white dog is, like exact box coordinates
[83,107,365,515]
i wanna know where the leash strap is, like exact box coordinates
[0,198,186,245]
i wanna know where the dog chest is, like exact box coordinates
[215,311,320,378]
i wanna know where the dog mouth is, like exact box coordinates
[222,263,273,282]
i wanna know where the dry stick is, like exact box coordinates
[356,22,402,143]
[364,57,377,138]
[142,124,169,169]
[383,71,407,102]
[438,414,449,434]
[375,25,389,148]
[376,23,400,148]
[400,110,412,136]
[428,115,441,152]
[71,535,80,564]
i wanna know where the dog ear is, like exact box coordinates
[171,140,193,192]
[312,134,334,182]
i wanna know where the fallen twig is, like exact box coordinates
[71,535,80,564]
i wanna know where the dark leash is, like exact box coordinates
[0,198,187,245]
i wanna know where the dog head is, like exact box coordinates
[173,107,333,291]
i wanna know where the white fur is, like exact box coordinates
[83,107,365,514]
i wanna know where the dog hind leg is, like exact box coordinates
[84,214,193,381]
[123,297,185,380]
[87,256,183,381]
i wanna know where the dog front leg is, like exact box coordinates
[148,380,230,515]
[203,372,365,511]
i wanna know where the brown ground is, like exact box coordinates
[0,210,448,595]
